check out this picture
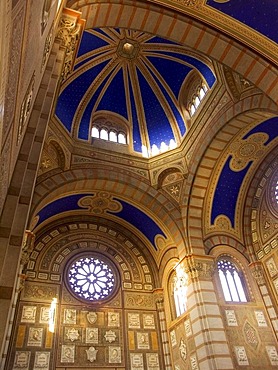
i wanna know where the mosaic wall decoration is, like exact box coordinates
[137,332,150,350]
[179,338,187,362]
[235,346,249,366]
[21,306,37,323]
[266,346,278,366]
[39,307,50,324]
[9,302,55,370]
[13,351,31,370]
[27,328,43,347]
[143,313,156,329]
[63,308,77,324]
[57,306,124,367]
[85,346,98,362]
[61,344,75,363]
[184,318,192,337]
[66,327,80,342]
[170,330,177,347]
[85,328,98,344]
[126,309,161,369]
[254,310,267,327]
[221,305,277,368]
[108,311,120,327]
[168,315,197,370]
[225,310,238,326]
[34,351,50,370]
[190,355,199,370]
[109,346,121,363]
[274,277,278,295]
[266,257,278,278]
[128,313,141,329]
[146,353,159,370]
[130,353,144,370]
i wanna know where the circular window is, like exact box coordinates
[66,254,118,302]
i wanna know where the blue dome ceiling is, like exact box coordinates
[55,28,216,155]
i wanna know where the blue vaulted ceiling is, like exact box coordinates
[55,28,216,155]
[206,0,278,43]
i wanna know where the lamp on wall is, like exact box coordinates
[48,298,57,333]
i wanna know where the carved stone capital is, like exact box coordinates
[249,262,266,285]
[20,230,35,266]
[57,9,85,82]
[153,288,164,305]
[185,255,216,281]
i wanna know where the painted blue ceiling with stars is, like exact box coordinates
[206,0,278,43]
[55,28,215,155]
[34,194,166,250]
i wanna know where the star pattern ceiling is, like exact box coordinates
[55,28,216,155]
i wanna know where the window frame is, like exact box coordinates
[217,257,249,303]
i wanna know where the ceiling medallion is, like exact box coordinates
[117,38,140,59]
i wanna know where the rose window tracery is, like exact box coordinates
[67,255,116,301]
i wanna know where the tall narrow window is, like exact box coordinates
[194,95,200,108]
[190,104,196,116]
[217,259,247,302]
[92,126,99,138]
[100,128,108,140]
[109,131,117,142]
[118,132,126,144]
[199,87,205,99]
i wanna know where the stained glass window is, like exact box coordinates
[67,255,116,301]
[217,259,247,302]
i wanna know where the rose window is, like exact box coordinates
[67,255,116,301]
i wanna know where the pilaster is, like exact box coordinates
[185,254,234,370]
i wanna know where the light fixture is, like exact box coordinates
[48,298,57,333]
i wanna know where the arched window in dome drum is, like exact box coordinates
[100,128,108,140]
[109,130,117,142]
[118,132,126,144]
[188,82,209,117]
[92,126,100,138]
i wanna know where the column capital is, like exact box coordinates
[56,8,85,82]
[183,254,216,281]
[249,261,266,285]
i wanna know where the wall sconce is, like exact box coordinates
[48,298,57,333]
